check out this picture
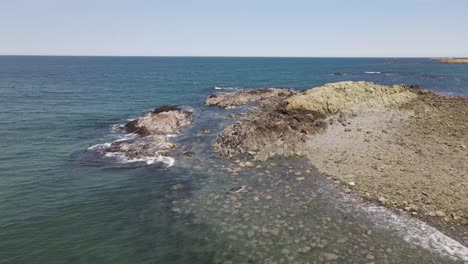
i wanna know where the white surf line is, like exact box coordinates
[363,204,468,262]
[316,182,468,261]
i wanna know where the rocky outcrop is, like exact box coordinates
[283,81,417,115]
[438,58,468,64]
[205,88,296,109]
[210,82,417,161]
[124,105,192,135]
[107,135,175,159]
[213,105,328,161]
[91,105,192,164]
[210,88,327,160]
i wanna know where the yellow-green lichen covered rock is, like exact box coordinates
[284,81,417,115]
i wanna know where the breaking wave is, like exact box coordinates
[361,204,468,261]
[103,152,175,167]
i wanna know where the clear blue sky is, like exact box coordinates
[1,0,467,57]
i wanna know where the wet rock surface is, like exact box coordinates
[90,105,192,164]
[107,135,175,159]
[124,105,192,135]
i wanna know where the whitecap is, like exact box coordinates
[87,142,111,150]
[104,152,175,167]
[111,124,125,131]
[214,86,240,91]
[364,71,381,74]
[147,156,175,167]
[113,133,138,142]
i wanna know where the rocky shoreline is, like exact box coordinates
[205,81,468,245]
[87,81,467,246]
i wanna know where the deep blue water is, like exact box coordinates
[0,56,467,264]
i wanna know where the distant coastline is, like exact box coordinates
[438,58,468,64]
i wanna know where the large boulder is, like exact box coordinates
[124,105,192,135]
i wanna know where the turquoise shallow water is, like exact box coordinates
[0,56,467,263]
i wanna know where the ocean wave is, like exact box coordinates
[88,138,176,167]
[362,204,468,261]
[87,142,111,150]
[113,133,138,142]
[104,152,175,167]
[214,86,241,91]
[364,71,381,74]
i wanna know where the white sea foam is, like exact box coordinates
[113,133,138,142]
[214,86,240,91]
[325,184,468,261]
[87,142,111,150]
[362,204,468,261]
[147,156,175,167]
[111,124,125,131]
[364,71,381,74]
[104,152,175,167]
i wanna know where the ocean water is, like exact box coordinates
[0,56,467,264]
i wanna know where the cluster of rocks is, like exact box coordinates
[208,81,416,161]
[205,88,297,109]
[94,105,192,162]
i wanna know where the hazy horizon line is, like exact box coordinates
[0,54,464,59]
